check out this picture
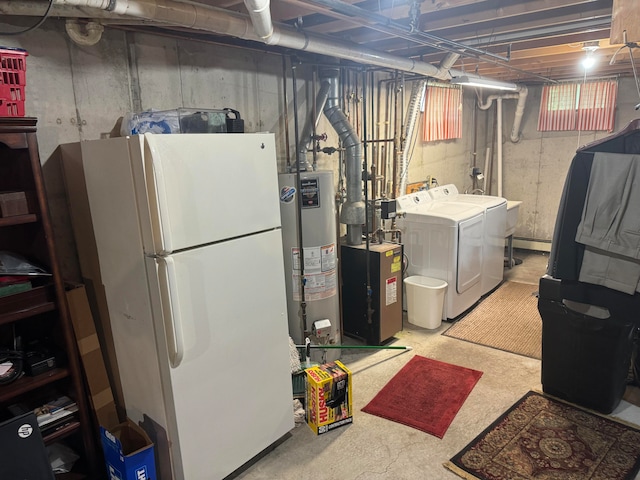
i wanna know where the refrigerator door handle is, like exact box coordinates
[158,256,185,367]
[145,134,173,253]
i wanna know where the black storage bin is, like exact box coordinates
[539,277,635,413]
[538,119,640,414]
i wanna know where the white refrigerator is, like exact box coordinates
[63,133,294,479]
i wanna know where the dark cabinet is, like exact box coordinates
[0,118,97,476]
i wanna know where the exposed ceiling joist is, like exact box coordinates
[0,0,635,84]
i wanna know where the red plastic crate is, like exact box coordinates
[0,99,25,117]
[0,48,27,117]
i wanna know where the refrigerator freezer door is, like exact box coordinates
[143,133,281,254]
[153,229,294,479]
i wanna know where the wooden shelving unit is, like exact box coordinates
[0,118,97,477]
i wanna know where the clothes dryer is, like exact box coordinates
[396,191,485,320]
[428,185,507,296]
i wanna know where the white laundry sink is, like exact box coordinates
[506,200,522,237]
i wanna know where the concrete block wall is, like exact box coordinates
[498,77,639,245]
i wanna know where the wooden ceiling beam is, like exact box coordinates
[342,7,611,50]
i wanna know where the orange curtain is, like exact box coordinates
[537,79,617,132]
[423,85,463,142]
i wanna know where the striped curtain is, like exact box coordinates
[576,80,617,131]
[423,85,463,142]
[537,79,617,132]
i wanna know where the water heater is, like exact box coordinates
[279,171,341,361]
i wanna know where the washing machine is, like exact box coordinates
[428,185,507,296]
[396,191,485,320]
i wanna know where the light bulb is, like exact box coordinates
[582,54,595,70]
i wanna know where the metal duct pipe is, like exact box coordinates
[439,52,461,71]
[398,78,427,195]
[295,80,331,172]
[52,0,496,81]
[321,68,364,246]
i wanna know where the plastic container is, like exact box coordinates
[123,108,227,135]
[0,47,27,117]
[538,286,636,414]
[404,276,447,329]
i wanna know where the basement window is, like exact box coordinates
[422,84,463,142]
[537,79,618,132]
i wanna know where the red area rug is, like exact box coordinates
[361,355,483,438]
[445,391,640,480]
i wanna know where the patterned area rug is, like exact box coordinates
[445,391,640,480]
[443,281,541,359]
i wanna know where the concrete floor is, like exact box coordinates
[234,249,640,480]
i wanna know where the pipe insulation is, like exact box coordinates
[0,1,123,19]
[398,78,427,196]
[296,80,331,172]
[321,68,365,246]
[50,0,502,82]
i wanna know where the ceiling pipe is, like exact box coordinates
[65,19,105,45]
[510,86,528,144]
[321,68,364,246]
[51,0,505,83]
[0,1,129,19]
[439,52,461,72]
[478,85,528,198]
[478,86,528,143]
[243,0,273,42]
[5,2,553,84]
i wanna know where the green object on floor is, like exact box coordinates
[292,372,306,399]
[295,344,412,350]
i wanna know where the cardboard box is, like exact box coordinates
[61,143,126,414]
[66,283,119,430]
[0,191,29,217]
[305,360,353,435]
[101,419,157,480]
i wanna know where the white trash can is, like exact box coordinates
[404,276,448,329]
